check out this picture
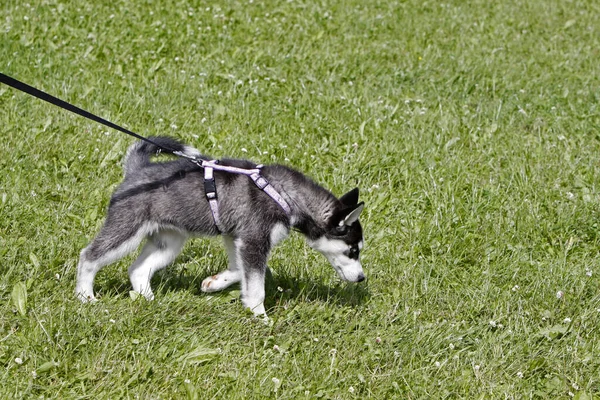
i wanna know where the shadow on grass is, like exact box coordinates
[266,269,371,308]
[96,266,370,309]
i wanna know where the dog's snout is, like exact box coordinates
[356,273,366,282]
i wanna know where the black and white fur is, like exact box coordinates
[75,137,365,316]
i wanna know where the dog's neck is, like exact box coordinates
[266,165,339,240]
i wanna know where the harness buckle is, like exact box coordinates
[253,175,269,190]
[204,178,217,200]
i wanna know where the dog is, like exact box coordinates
[75,137,365,316]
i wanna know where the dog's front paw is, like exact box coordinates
[75,291,97,303]
[201,273,236,293]
[201,275,219,292]
[242,299,267,318]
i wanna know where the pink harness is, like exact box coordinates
[199,160,291,232]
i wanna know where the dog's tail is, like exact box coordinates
[123,136,201,175]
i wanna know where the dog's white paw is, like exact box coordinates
[201,273,237,293]
[242,299,267,318]
[131,290,155,301]
[260,314,271,325]
[76,291,97,303]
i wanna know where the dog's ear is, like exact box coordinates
[341,202,364,226]
[334,202,365,234]
[339,188,360,206]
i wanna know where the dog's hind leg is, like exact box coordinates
[201,235,242,293]
[76,221,151,302]
[128,230,187,300]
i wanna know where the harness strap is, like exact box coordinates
[249,173,292,214]
[199,160,291,232]
[203,164,223,233]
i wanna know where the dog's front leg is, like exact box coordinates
[238,239,269,317]
[201,235,242,293]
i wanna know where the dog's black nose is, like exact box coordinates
[356,273,366,282]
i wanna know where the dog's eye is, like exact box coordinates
[346,245,360,260]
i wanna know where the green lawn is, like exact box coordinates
[2,0,600,398]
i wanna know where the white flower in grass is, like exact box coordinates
[566,192,575,200]
[586,269,592,277]
[109,319,116,323]
[512,285,520,292]
[449,343,455,350]
[563,317,572,323]
[516,371,524,378]
[474,364,480,371]
[434,361,441,368]
[557,290,565,299]
[348,386,355,394]
[489,320,497,328]
[272,377,281,391]
[273,345,280,352]
[14,357,23,365]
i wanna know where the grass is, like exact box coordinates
[2,0,600,397]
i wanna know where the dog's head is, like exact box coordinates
[308,188,366,283]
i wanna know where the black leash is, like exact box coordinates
[0,73,195,161]
[1,73,293,232]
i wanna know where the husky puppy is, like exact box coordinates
[76,137,365,316]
